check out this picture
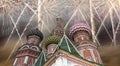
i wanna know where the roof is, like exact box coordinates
[58,35,82,58]
[34,51,46,66]
[34,35,104,66]
[69,22,91,39]
[44,50,104,66]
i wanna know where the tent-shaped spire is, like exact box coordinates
[43,34,104,66]
[58,35,82,58]
[34,51,46,66]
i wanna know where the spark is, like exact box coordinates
[78,8,89,26]
[90,0,96,43]
[2,0,120,63]
[4,5,27,48]
[64,0,85,29]
[110,8,116,46]
[38,0,46,30]
[108,0,120,34]
[64,8,78,29]
[6,10,38,62]
[108,0,116,46]
[95,8,113,40]
[9,14,23,44]
[92,4,113,41]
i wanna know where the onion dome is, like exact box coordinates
[69,22,91,39]
[26,28,43,41]
[44,35,61,49]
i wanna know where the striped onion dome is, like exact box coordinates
[44,35,61,49]
[69,22,91,39]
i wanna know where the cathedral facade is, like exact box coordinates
[13,17,104,66]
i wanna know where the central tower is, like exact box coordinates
[69,22,102,64]
[45,17,63,59]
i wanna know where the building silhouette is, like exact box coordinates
[13,17,104,66]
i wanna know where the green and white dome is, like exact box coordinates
[44,35,61,49]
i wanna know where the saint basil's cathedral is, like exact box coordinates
[13,17,104,66]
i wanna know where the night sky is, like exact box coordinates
[0,0,120,66]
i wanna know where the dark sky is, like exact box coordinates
[1,0,120,46]
[0,0,120,66]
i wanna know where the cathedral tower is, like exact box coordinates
[44,35,61,59]
[33,21,104,66]
[69,22,102,64]
[45,17,63,59]
[34,17,64,66]
[13,29,43,66]
[53,16,64,37]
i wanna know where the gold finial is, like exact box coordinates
[63,29,66,35]
[56,16,61,21]
[57,16,61,18]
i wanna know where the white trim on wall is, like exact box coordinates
[13,58,18,65]
[24,56,29,64]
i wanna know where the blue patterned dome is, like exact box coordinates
[27,28,43,41]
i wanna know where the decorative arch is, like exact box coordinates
[20,45,29,50]
[31,46,39,51]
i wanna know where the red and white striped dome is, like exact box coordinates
[69,22,91,38]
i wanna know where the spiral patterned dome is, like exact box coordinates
[44,35,61,49]
[69,22,91,38]
[26,28,43,41]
